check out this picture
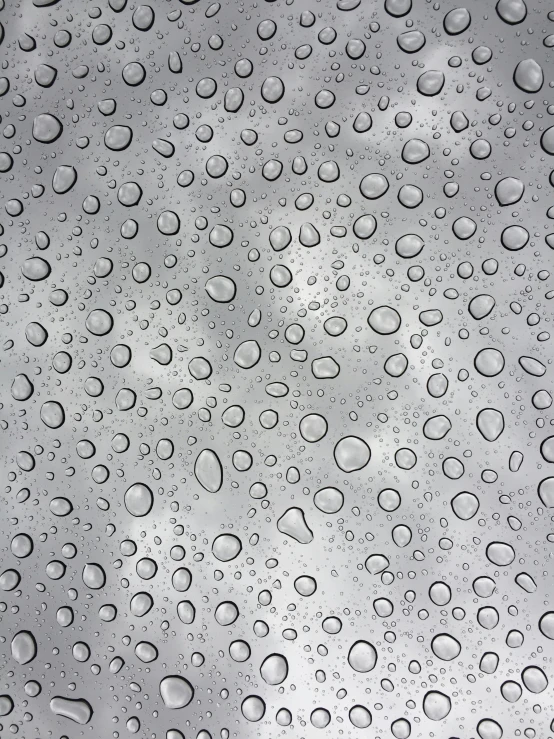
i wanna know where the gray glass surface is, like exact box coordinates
[0,0,553,737]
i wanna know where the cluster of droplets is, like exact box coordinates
[0,0,554,737]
